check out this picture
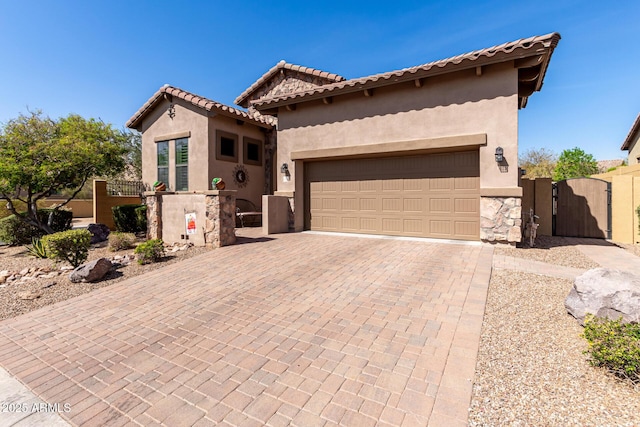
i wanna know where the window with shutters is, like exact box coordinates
[175,138,189,191]
[157,141,169,187]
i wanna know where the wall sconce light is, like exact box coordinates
[495,147,504,163]
[167,104,175,119]
[281,163,290,182]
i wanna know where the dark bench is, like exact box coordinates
[236,198,262,228]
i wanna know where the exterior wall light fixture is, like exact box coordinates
[281,163,290,182]
[495,147,504,163]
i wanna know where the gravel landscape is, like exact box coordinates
[470,239,640,426]
[0,240,209,321]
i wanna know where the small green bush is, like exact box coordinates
[0,208,73,246]
[112,204,146,233]
[0,215,42,245]
[583,314,640,383]
[636,205,640,235]
[134,239,164,265]
[26,237,48,259]
[42,229,92,267]
[108,232,137,251]
[37,208,73,232]
[134,205,147,232]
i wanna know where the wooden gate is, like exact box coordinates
[553,178,611,238]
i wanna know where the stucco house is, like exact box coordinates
[126,86,275,208]
[128,32,560,244]
[621,113,640,165]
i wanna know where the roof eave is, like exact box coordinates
[126,86,274,131]
[621,114,640,150]
[253,33,561,112]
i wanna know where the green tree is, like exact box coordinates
[519,148,557,178]
[552,147,599,181]
[0,111,127,233]
[113,130,141,180]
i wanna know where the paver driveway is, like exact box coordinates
[0,231,492,426]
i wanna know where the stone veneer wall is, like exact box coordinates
[145,191,236,248]
[145,193,163,240]
[204,192,237,247]
[480,197,522,244]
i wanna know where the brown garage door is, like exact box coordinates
[305,150,480,240]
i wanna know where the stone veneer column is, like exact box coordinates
[143,191,168,240]
[480,197,522,244]
[204,190,237,248]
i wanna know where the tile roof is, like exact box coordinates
[252,33,561,111]
[621,113,640,150]
[126,85,275,131]
[234,60,346,108]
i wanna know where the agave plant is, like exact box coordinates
[26,237,48,259]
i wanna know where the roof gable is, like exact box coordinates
[253,33,561,112]
[126,85,275,131]
[621,113,640,151]
[235,60,345,108]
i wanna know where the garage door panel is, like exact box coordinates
[403,198,423,212]
[383,180,402,191]
[341,198,358,211]
[307,151,479,240]
[403,179,423,191]
[429,220,452,236]
[382,198,402,212]
[341,217,359,230]
[382,218,402,233]
[429,178,453,191]
[360,217,378,231]
[454,198,479,213]
[359,198,378,211]
[455,176,479,190]
[359,181,378,192]
[322,198,338,210]
[455,221,479,238]
[429,198,452,213]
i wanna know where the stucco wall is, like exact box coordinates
[628,135,640,165]
[206,115,266,208]
[275,62,519,193]
[160,193,208,246]
[611,175,640,244]
[140,100,267,208]
[273,63,519,234]
[141,99,209,192]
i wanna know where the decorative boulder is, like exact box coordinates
[69,258,113,283]
[88,223,111,244]
[565,268,640,325]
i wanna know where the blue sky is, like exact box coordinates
[1,1,638,161]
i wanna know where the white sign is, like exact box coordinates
[185,212,197,235]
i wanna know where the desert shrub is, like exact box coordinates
[42,229,92,267]
[134,205,147,233]
[112,204,145,233]
[583,314,640,383]
[108,232,137,251]
[134,239,164,265]
[0,208,72,246]
[37,208,73,232]
[0,215,42,245]
[26,237,48,259]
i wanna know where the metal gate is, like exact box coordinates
[553,178,611,238]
